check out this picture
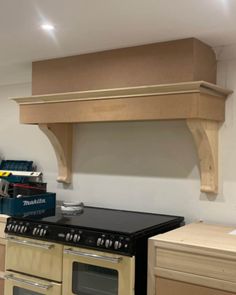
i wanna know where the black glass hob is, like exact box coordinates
[5,206,184,256]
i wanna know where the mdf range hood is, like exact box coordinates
[13,80,232,194]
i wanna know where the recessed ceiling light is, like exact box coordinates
[41,24,55,31]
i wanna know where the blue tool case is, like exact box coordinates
[0,193,56,216]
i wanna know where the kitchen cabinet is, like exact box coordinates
[148,222,236,295]
[0,215,8,295]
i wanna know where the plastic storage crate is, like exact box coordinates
[0,192,56,216]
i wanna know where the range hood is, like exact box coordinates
[13,81,232,194]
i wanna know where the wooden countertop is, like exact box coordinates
[0,215,8,223]
[154,222,236,254]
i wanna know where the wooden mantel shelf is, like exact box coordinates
[13,81,232,193]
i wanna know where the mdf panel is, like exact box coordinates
[0,278,4,295]
[0,223,5,239]
[19,93,225,124]
[32,38,216,95]
[0,244,5,272]
[156,277,235,295]
[19,93,199,124]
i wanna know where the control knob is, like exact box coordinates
[73,234,80,243]
[17,225,22,233]
[114,241,122,250]
[66,233,73,241]
[39,229,44,237]
[33,227,37,235]
[105,239,113,248]
[6,223,12,231]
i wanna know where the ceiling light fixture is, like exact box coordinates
[41,23,55,31]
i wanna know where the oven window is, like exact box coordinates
[13,287,42,295]
[72,262,118,295]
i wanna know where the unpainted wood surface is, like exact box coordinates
[0,278,3,295]
[153,223,236,253]
[18,92,226,124]
[155,267,236,293]
[0,224,5,240]
[148,223,236,295]
[156,277,235,295]
[0,244,5,272]
[156,247,236,283]
[187,119,219,193]
[0,216,8,224]
[13,81,232,105]
[32,38,216,95]
[39,123,73,183]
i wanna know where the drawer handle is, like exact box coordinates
[7,236,55,250]
[64,248,122,264]
[4,274,53,290]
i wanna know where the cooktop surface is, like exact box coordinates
[19,206,184,235]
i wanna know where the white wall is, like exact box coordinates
[0,53,236,225]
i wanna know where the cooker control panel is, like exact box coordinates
[5,218,133,255]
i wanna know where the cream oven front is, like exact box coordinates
[63,246,135,295]
[4,236,63,295]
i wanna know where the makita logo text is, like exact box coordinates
[23,199,46,206]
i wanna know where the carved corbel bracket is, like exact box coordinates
[39,123,73,184]
[187,119,219,194]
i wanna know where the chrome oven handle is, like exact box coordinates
[64,248,123,264]
[4,274,53,290]
[7,236,55,250]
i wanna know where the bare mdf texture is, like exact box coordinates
[32,38,216,95]
[0,223,5,239]
[156,278,235,295]
[19,93,225,124]
[0,279,3,295]
[0,244,5,272]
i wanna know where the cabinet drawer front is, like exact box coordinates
[0,244,5,272]
[6,237,63,282]
[156,248,236,283]
[156,277,236,295]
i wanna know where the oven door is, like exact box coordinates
[63,246,135,295]
[4,271,62,295]
[6,236,63,282]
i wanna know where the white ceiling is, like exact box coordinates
[1,0,236,84]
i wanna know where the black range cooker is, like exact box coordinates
[5,206,184,295]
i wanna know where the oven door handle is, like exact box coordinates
[64,248,123,264]
[4,274,53,290]
[7,236,55,250]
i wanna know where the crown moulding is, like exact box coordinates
[12,81,232,193]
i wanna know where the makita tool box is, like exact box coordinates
[0,192,56,216]
[0,160,56,216]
